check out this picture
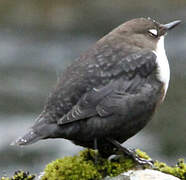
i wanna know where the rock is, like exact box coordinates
[104,169,181,180]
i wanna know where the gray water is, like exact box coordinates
[0,24,186,176]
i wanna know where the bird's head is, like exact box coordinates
[112,17,181,50]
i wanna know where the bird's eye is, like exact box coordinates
[148,29,158,37]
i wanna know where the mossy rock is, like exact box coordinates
[41,149,186,180]
[1,170,35,180]
[2,149,186,180]
[154,159,186,179]
[41,149,146,180]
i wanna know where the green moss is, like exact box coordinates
[135,149,186,179]
[3,149,186,180]
[135,148,151,160]
[41,149,186,180]
[41,149,136,180]
[1,170,35,180]
[154,159,186,179]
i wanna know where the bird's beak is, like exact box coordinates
[162,20,181,31]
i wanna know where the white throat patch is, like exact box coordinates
[153,36,170,101]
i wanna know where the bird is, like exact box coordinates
[13,17,181,164]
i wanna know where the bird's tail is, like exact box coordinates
[11,129,43,146]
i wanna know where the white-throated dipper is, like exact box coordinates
[13,18,181,164]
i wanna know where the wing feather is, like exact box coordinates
[58,50,157,125]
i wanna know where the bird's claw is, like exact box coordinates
[123,147,154,167]
[132,154,154,167]
[108,153,154,168]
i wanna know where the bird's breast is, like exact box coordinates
[153,36,170,101]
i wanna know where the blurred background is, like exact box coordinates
[0,0,186,176]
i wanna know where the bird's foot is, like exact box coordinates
[129,149,154,167]
[108,154,122,162]
[109,152,154,167]
[106,138,154,167]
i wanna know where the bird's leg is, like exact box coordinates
[94,138,98,164]
[106,138,154,166]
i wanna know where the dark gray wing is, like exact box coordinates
[57,81,120,125]
[96,80,159,118]
[57,50,157,125]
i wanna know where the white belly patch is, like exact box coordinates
[153,36,170,101]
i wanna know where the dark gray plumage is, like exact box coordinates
[13,18,180,159]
